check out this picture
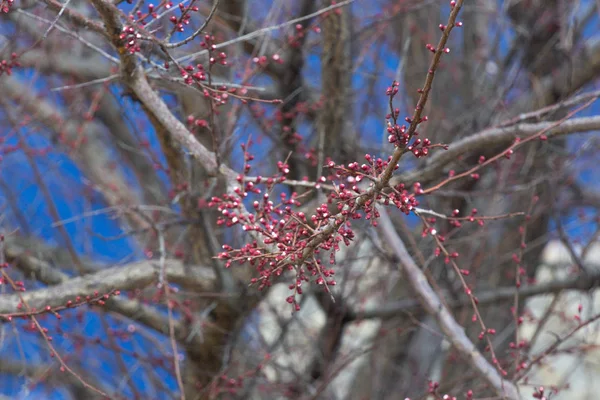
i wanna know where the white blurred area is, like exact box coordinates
[243,235,391,399]
[518,240,600,399]
[246,239,600,399]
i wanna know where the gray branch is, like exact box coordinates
[393,115,600,187]
[377,207,521,400]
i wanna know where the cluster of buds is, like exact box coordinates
[287,23,322,49]
[532,386,549,400]
[187,115,209,128]
[385,81,441,158]
[386,122,411,147]
[119,24,142,54]
[168,182,189,200]
[386,183,420,215]
[168,2,199,32]
[181,64,207,84]
[0,52,19,76]
[331,154,399,182]
[210,145,351,307]
[426,43,450,54]
[326,158,396,224]
[133,4,158,25]
[406,137,432,158]
[202,35,228,66]
[288,24,307,48]
[478,327,496,341]
[385,82,416,147]
[213,74,451,308]
[210,136,432,310]
[0,0,13,13]
[252,54,284,67]
[386,81,400,97]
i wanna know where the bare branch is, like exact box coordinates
[393,114,600,187]
[376,207,521,400]
[0,258,215,317]
[37,0,107,36]
[3,238,216,343]
[0,357,111,399]
[175,0,356,64]
[0,76,149,231]
[164,0,220,49]
[353,268,600,321]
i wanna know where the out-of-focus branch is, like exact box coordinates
[317,0,353,165]
[393,115,600,187]
[0,76,149,232]
[3,238,216,342]
[567,183,600,209]
[15,50,111,81]
[4,237,87,283]
[508,35,600,114]
[0,259,215,316]
[353,267,600,321]
[3,236,215,298]
[376,207,521,400]
[274,0,315,185]
[90,90,168,205]
[193,0,287,78]
[177,0,355,65]
[37,0,107,36]
[0,357,111,399]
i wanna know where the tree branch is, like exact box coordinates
[0,76,150,232]
[3,238,216,343]
[353,267,600,321]
[376,207,521,400]
[0,357,111,399]
[0,256,214,314]
[393,114,600,187]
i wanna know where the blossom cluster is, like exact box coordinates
[0,52,19,76]
[210,136,424,309]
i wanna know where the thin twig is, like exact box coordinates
[158,229,186,400]
[41,0,73,39]
[515,312,600,381]
[16,10,120,64]
[50,75,119,91]
[0,237,110,398]
[164,0,220,48]
[497,89,600,128]
[176,0,356,63]
[423,98,598,194]
[414,207,524,221]
[376,207,520,400]
[137,205,187,399]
